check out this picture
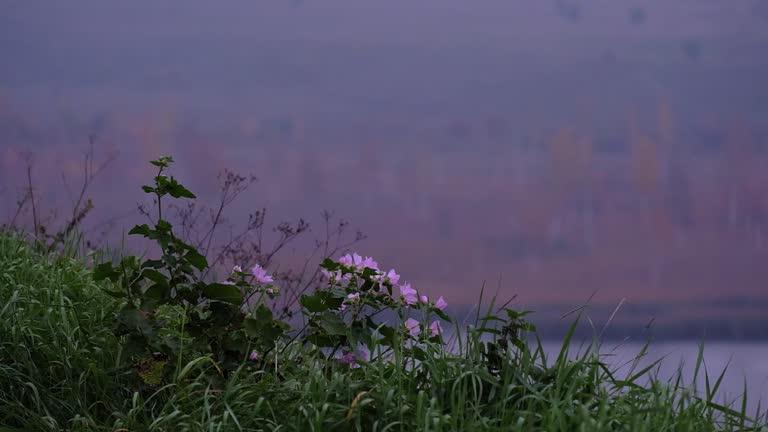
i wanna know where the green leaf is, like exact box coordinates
[184,250,208,271]
[409,346,427,362]
[254,304,274,323]
[144,283,169,302]
[243,317,260,339]
[123,334,148,359]
[150,156,174,168]
[158,176,196,199]
[142,269,169,286]
[275,319,292,332]
[93,262,119,282]
[477,327,501,335]
[359,279,375,292]
[116,305,153,335]
[121,255,141,270]
[306,333,338,347]
[480,316,506,323]
[168,183,196,199]
[243,308,285,343]
[361,267,378,279]
[301,292,343,313]
[127,222,174,247]
[350,323,372,347]
[505,309,535,319]
[433,309,451,321]
[209,302,238,328]
[203,283,242,304]
[101,288,127,298]
[141,259,164,269]
[261,323,284,343]
[222,332,247,353]
[156,219,173,233]
[319,258,340,271]
[159,335,182,357]
[317,312,347,336]
[376,324,396,346]
[128,224,152,237]
[141,185,156,194]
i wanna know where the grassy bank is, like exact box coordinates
[0,234,765,431]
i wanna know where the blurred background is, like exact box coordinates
[1,0,767,343]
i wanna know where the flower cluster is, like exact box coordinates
[331,252,447,310]
[321,252,449,344]
[338,345,370,369]
[404,317,442,338]
[222,263,277,296]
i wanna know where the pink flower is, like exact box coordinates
[338,253,361,267]
[232,265,242,274]
[339,345,369,369]
[435,296,448,311]
[338,253,378,270]
[340,292,360,311]
[399,283,418,305]
[251,264,274,284]
[321,269,351,287]
[339,351,357,365]
[360,256,379,270]
[379,269,400,285]
[357,344,370,362]
[429,320,443,337]
[249,351,260,361]
[404,318,421,337]
[420,295,429,304]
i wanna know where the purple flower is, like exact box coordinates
[429,320,443,337]
[232,265,242,274]
[399,283,418,306]
[251,264,274,284]
[266,288,274,296]
[222,280,235,285]
[435,296,448,311]
[420,295,429,304]
[404,318,421,337]
[249,351,260,361]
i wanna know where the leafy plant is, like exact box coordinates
[299,255,451,368]
[93,156,289,384]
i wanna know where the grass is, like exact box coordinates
[0,233,766,431]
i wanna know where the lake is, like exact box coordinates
[538,341,768,414]
[441,330,767,414]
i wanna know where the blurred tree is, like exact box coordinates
[628,7,647,25]
[555,0,582,23]
[682,40,702,61]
